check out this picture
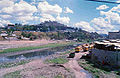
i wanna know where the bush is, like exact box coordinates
[21,32,37,40]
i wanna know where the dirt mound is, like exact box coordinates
[21,64,75,78]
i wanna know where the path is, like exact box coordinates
[64,52,92,78]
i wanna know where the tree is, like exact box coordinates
[49,26,55,31]
[6,27,15,42]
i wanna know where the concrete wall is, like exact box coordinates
[91,49,120,67]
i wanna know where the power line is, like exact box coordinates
[86,0,120,4]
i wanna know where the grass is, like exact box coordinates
[45,57,68,64]
[4,71,21,78]
[78,58,120,78]
[0,60,30,69]
[36,76,47,78]
[0,42,76,54]
[61,49,74,55]
[78,59,106,78]
[54,74,64,78]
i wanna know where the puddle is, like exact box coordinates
[80,69,93,78]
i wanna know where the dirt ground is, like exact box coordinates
[0,57,75,78]
[0,39,58,50]
[64,52,92,78]
[0,51,91,78]
[0,39,91,78]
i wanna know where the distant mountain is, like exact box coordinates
[36,21,75,32]
[100,34,108,38]
[35,21,102,40]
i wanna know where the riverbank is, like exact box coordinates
[0,41,79,64]
[0,40,76,54]
[78,56,120,78]
[0,47,92,78]
[0,39,57,50]
[0,49,74,78]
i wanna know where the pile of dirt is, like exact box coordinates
[21,64,75,78]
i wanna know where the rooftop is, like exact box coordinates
[94,39,120,50]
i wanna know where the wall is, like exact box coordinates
[91,49,120,67]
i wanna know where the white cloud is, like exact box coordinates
[38,1,62,15]
[80,4,120,34]
[90,4,120,34]
[116,0,120,3]
[75,21,94,32]
[40,14,55,22]
[37,1,71,24]
[17,16,39,22]
[110,5,120,13]
[0,15,12,20]
[0,0,37,15]
[40,14,70,24]
[96,5,109,10]
[0,19,11,27]
[64,7,73,14]
[0,0,71,25]
[0,0,38,23]
[100,11,120,25]
[73,5,120,34]
[91,17,115,34]
[0,0,14,9]
[91,17,114,29]
[56,15,70,24]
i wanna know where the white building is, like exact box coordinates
[0,33,8,37]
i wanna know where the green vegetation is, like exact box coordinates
[78,58,120,78]
[0,60,30,69]
[21,32,37,40]
[45,57,68,64]
[4,71,21,78]
[7,21,101,41]
[61,49,74,55]
[5,26,15,41]
[36,76,47,78]
[54,74,64,78]
[0,42,75,54]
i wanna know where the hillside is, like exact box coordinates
[3,21,102,41]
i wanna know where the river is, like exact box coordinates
[0,44,80,63]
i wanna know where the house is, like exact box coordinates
[0,33,8,37]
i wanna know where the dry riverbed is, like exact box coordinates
[0,39,60,50]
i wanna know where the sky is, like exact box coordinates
[0,0,120,34]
